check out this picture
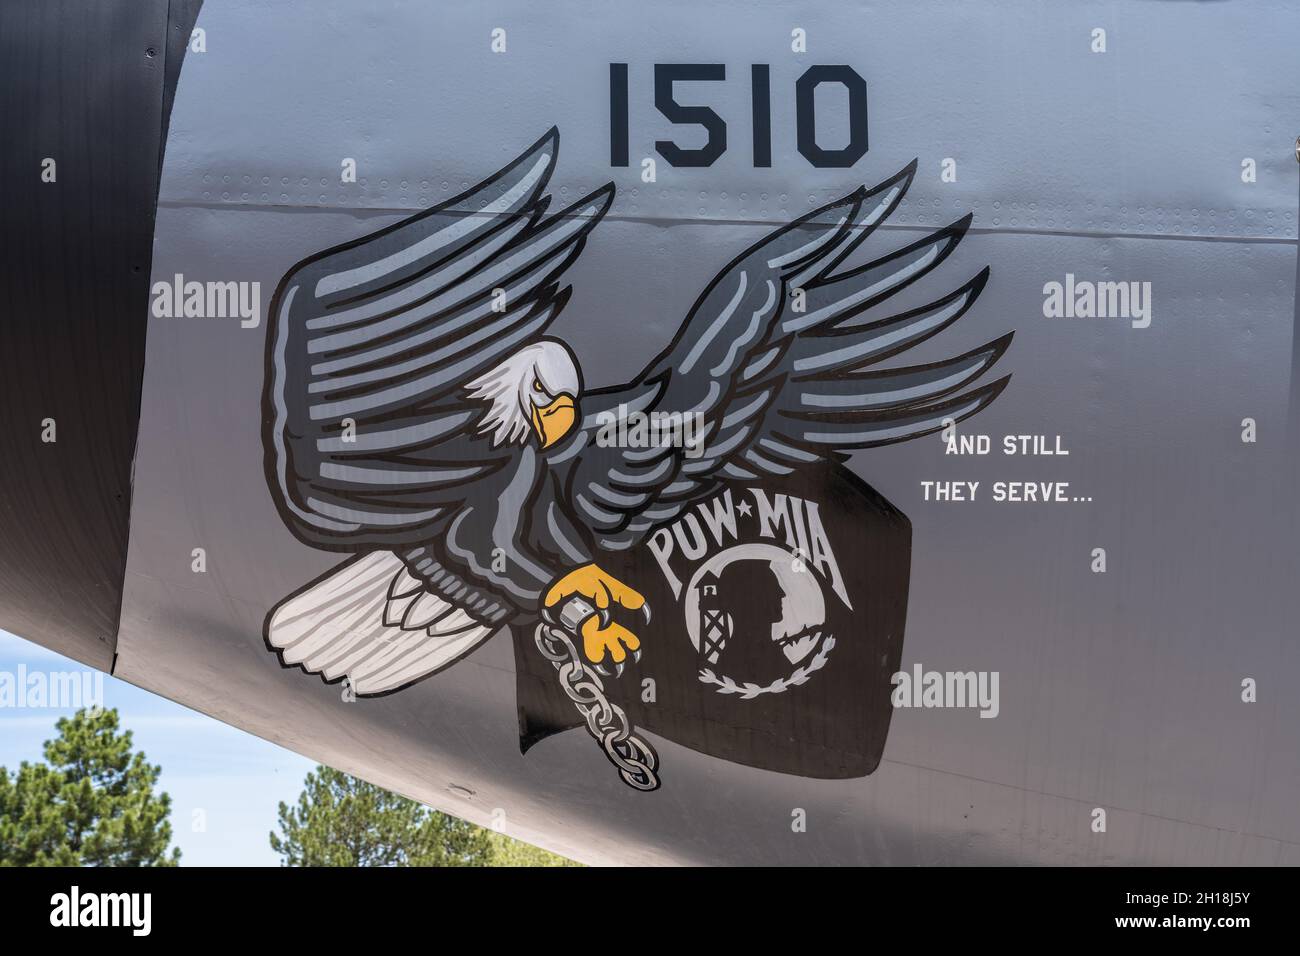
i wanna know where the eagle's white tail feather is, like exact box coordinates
[362,627,487,692]
[267,552,495,695]
[397,591,453,630]
[272,552,395,643]
[429,608,475,636]
[387,566,424,599]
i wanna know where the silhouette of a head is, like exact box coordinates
[718,560,785,641]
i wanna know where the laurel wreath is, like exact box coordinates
[698,634,835,698]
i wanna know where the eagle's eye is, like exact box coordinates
[532,378,544,393]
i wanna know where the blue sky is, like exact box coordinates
[0,629,315,866]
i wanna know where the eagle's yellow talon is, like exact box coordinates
[545,564,646,666]
[543,563,645,612]
[580,617,639,666]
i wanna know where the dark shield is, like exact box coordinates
[514,463,910,780]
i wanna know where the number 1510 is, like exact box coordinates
[609,63,870,169]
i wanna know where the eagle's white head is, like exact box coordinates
[466,339,582,448]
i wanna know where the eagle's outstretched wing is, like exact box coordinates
[564,161,1011,548]
[264,130,616,694]
[264,128,611,551]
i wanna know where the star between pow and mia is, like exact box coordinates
[261,128,1011,782]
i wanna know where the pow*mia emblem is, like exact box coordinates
[260,128,1011,789]
[654,487,847,697]
[518,465,913,780]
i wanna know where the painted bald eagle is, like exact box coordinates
[263,128,1011,695]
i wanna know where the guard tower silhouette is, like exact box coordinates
[695,571,729,664]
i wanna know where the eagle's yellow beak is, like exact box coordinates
[531,394,576,448]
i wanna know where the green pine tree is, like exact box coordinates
[488,832,582,867]
[0,708,180,866]
[270,766,494,866]
[270,766,579,867]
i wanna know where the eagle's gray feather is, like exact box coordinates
[563,160,1011,546]
[265,128,609,549]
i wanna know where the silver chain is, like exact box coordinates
[534,601,660,792]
